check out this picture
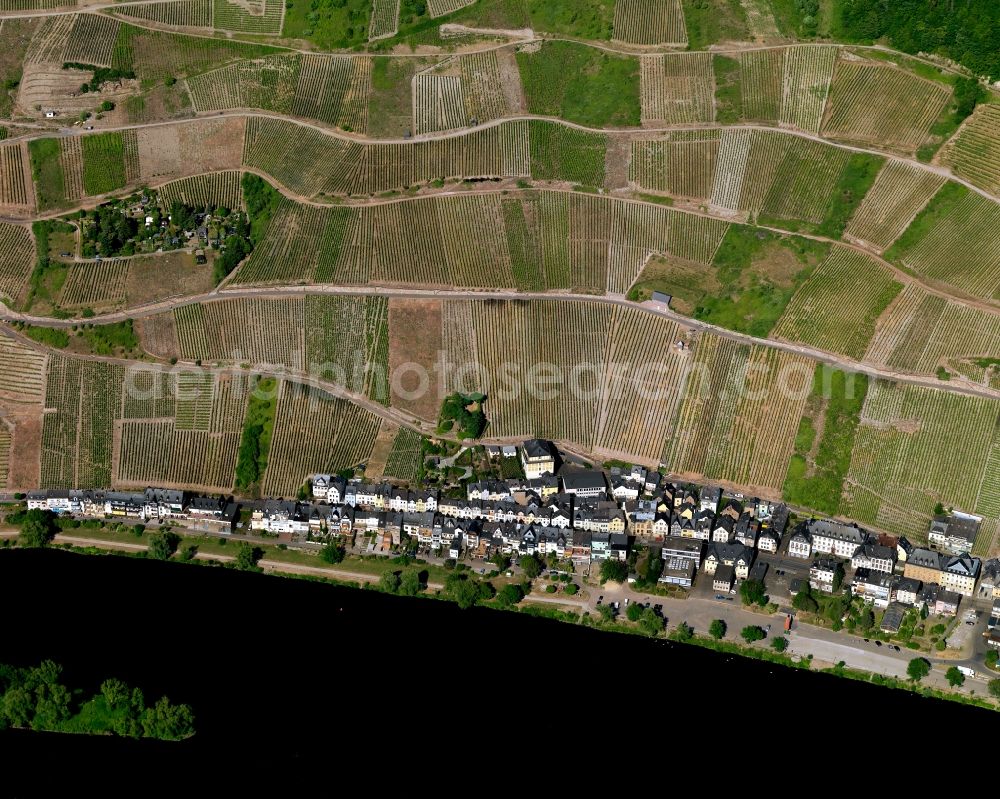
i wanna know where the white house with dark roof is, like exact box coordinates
[808,519,869,558]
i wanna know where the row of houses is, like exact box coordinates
[26,488,238,531]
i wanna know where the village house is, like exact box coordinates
[757,527,780,553]
[809,558,840,593]
[927,513,980,555]
[734,513,760,548]
[808,519,869,558]
[591,532,628,562]
[467,480,511,502]
[661,536,704,571]
[704,541,754,579]
[644,471,662,495]
[852,568,894,608]
[700,486,722,513]
[787,525,812,559]
[142,488,187,521]
[850,543,896,574]
[312,474,347,504]
[980,559,1000,599]
[893,577,922,606]
[560,468,607,499]
[520,439,557,479]
[658,558,696,588]
[904,549,981,597]
[712,564,736,593]
[711,515,735,543]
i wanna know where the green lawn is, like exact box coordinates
[632,226,828,337]
[282,0,371,50]
[783,366,868,514]
[81,132,127,196]
[682,0,749,49]
[516,41,640,127]
[28,139,67,211]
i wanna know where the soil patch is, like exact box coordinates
[388,297,442,422]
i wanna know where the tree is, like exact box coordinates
[792,585,819,613]
[989,679,1000,699]
[709,619,727,639]
[599,558,628,584]
[673,622,694,642]
[379,571,401,594]
[597,603,615,622]
[233,543,262,571]
[771,636,788,652]
[2,687,34,728]
[319,542,346,564]
[18,509,57,548]
[907,657,930,682]
[740,625,766,643]
[399,570,422,597]
[739,579,768,607]
[519,554,542,579]
[945,667,966,687]
[496,583,525,608]
[564,583,578,595]
[986,649,999,669]
[490,551,510,571]
[832,563,845,593]
[638,607,662,636]
[919,603,929,620]
[101,678,131,709]
[859,608,875,631]
[626,603,643,622]
[141,696,195,740]
[450,578,480,609]
[147,532,180,560]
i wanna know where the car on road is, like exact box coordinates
[597,596,603,605]
[714,594,725,600]
[891,645,900,652]
[864,638,870,643]
[875,641,883,647]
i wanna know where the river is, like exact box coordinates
[0,548,988,768]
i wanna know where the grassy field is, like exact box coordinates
[516,41,640,128]
[682,0,749,49]
[783,366,868,515]
[633,226,828,337]
[28,138,67,211]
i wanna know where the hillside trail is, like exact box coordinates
[4,283,1000,406]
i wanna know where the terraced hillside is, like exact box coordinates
[2,4,999,548]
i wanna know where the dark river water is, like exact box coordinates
[0,548,989,774]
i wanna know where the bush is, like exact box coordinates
[709,619,726,639]
[771,636,788,652]
[319,542,345,564]
[545,584,556,594]
[907,657,930,682]
[740,625,766,643]
[564,584,578,595]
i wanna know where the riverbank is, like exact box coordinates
[5,534,996,717]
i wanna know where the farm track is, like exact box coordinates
[0,1,979,85]
[8,108,999,211]
[4,284,1000,404]
[6,172,997,320]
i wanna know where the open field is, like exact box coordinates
[821,55,951,154]
[229,190,727,295]
[939,103,1000,197]
[772,247,903,360]
[844,160,945,251]
[0,222,34,303]
[841,380,1000,538]
[640,52,713,125]
[886,183,1000,301]
[613,0,686,46]
[663,334,814,491]
[864,284,1000,380]
[262,381,382,497]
